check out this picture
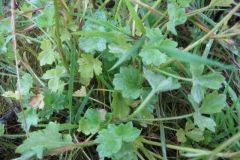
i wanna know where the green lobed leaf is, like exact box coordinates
[18,108,39,132]
[176,128,187,143]
[110,36,145,70]
[198,72,225,90]
[96,122,140,158]
[167,3,187,35]
[200,91,227,114]
[38,39,57,66]
[78,11,109,53]
[78,108,106,135]
[35,6,54,27]
[186,128,204,142]
[111,92,131,120]
[42,66,66,92]
[38,89,65,119]
[112,122,141,142]
[194,113,216,132]
[78,54,102,86]
[20,73,33,95]
[42,66,66,79]
[143,68,181,93]
[16,122,73,159]
[112,143,138,160]
[96,127,123,158]
[113,66,144,99]
[139,48,167,66]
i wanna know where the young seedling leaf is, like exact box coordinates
[200,91,227,114]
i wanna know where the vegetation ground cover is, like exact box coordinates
[0,0,240,159]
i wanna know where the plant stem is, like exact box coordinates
[127,89,156,119]
[10,0,28,136]
[132,113,193,122]
[53,0,69,73]
[209,132,240,160]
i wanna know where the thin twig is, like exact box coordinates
[10,0,28,135]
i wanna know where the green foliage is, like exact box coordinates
[79,11,108,53]
[143,68,181,92]
[194,113,216,132]
[210,0,234,6]
[113,66,144,99]
[18,108,39,132]
[35,5,54,27]
[96,122,140,158]
[1,1,239,159]
[79,108,111,135]
[190,63,225,103]
[111,92,131,120]
[0,123,4,136]
[38,39,57,66]
[16,122,73,159]
[42,66,66,92]
[167,3,187,35]
[19,73,33,95]
[38,89,65,119]
[200,91,227,114]
[78,54,102,86]
[140,48,167,66]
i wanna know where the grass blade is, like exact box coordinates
[125,0,145,34]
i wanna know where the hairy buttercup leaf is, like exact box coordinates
[194,113,216,132]
[79,11,108,53]
[38,39,57,66]
[96,122,140,158]
[110,37,145,70]
[191,83,205,104]
[18,108,39,132]
[143,68,181,92]
[200,92,227,114]
[111,92,131,120]
[80,37,107,53]
[78,108,106,135]
[198,72,225,90]
[113,66,144,99]
[35,6,54,27]
[42,66,66,92]
[113,122,141,142]
[78,54,102,86]
[16,122,73,159]
[96,127,122,158]
[190,64,225,103]
[186,128,204,142]
[167,4,187,35]
[20,73,33,95]
[38,89,65,119]
[112,143,138,160]
[176,129,187,143]
[139,48,167,66]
